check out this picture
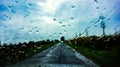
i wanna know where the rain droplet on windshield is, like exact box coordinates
[96,7,99,9]
[54,33,57,34]
[21,28,24,29]
[71,18,74,20]
[62,25,66,27]
[34,26,37,28]
[9,17,11,20]
[68,24,70,26]
[4,26,7,28]
[59,33,62,34]
[107,18,110,20]
[31,21,33,23]
[94,25,98,27]
[15,1,18,3]
[33,50,36,52]
[29,30,32,32]
[53,19,56,21]
[94,0,98,4]
[36,30,39,33]
[71,5,75,8]
[64,30,67,32]
[11,10,15,13]
[24,14,29,17]
[28,3,33,6]
[4,14,8,18]
[8,6,13,8]
[59,22,62,24]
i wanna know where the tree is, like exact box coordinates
[99,14,106,36]
[61,36,65,41]
[85,28,89,37]
[100,21,106,36]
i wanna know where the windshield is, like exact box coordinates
[0,0,120,44]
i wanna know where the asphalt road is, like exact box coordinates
[8,42,99,67]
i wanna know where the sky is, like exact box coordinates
[0,0,120,44]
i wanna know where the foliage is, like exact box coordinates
[0,39,59,66]
[68,34,120,50]
[65,34,120,67]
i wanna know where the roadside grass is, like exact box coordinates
[1,43,55,65]
[66,43,120,67]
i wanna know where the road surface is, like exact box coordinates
[8,42,99,67]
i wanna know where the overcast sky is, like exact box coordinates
[0,0,120,44]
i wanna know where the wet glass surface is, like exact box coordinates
[0,0,120,67]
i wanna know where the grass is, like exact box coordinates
[66,43,120,67]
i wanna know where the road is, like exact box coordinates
[8,42,99,67]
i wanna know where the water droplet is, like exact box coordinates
[62,25,66,27]
[14,53,16,55]
[59,22,62,24]
[22,51,25,53]
[94,25,97,27]
[34,45,37,47]
[35,27,37,28]
[36,30,39,33]
[21,28,24,29]
[11,49,14,51]
[71,5,75,8]
[11,10,15,13]
[28,3,33,6]
[4,26,7,28]
[33,50,36,52]
[26,54,28,57]
[54,33,57,34]
[105,47,108,49]
[37,47,41,49]
[31,21,33,23]
[24,14,29,17]
[15,1,18,3]
[53,19,56,21]
[19,51,21,53]
[94,0,98,4]
[107,38,110,41]
[68,24,70,26]
[59,33,62,34]
[104,8,106,10]
[29,30,32,32]
[4,14,8,18]
[9,17,11,20]
[107,19,110,20]
[64,30,67,32]
[22,44,26,47]
[92,45,94,48]
[96,7,99,9]
[8,6,13,8]
[71,18,74,20]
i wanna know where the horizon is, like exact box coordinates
[0,0,120,44]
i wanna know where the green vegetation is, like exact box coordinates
[65,34,120,67]
[0,40,59,66]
